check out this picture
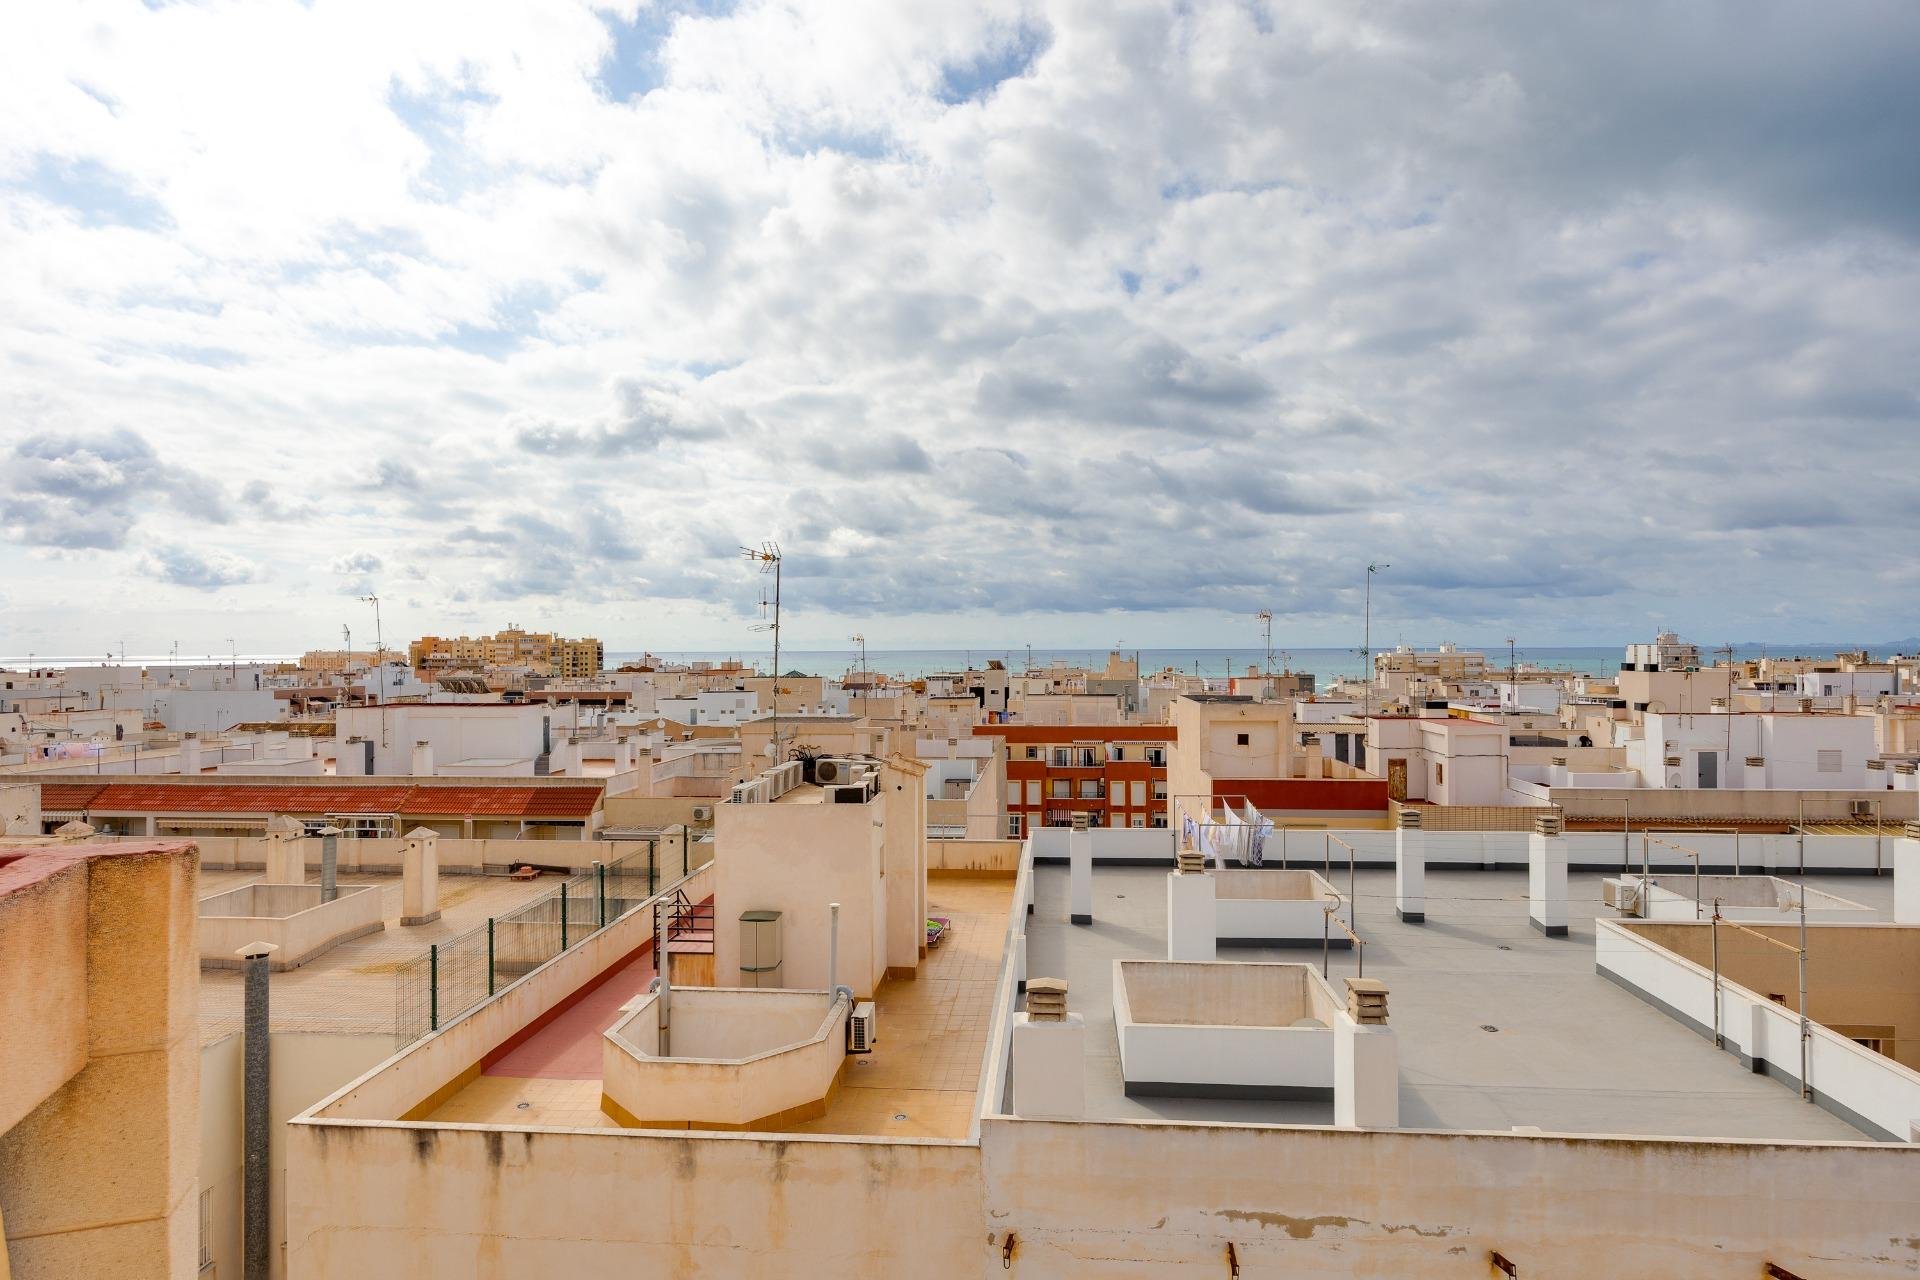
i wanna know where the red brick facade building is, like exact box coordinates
[973,725,1177,837]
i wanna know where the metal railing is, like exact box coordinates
[394,838,697,1044]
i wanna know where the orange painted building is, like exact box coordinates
[972,724,1177,836]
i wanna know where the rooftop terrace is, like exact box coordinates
[1022,863,1892,1141]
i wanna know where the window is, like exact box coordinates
[1435,763,1445,785]
[1110,812,1127,828]
[1026,746,1040,759]
[1051,748,1071,767]
[1050,779,1069,799]
[1130,781,1147,806]
[1110,746,1124,761]
[1076,747,1099,767]
[1145,747,1166,766]
[199,1188,213,1269]
[1026,781,1042,805]
[1236,732,1250,746]
[1131,814,1146,828]
[1817,750,1843,774]
[1079,779,1104,799]
[1150,813,1168,828]
[1007,814,1024,838]
[1151,780,1168,800]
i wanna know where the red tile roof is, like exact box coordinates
[34,780,602,821]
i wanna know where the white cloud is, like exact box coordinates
[1,0,1917,653]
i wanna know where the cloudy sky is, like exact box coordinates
[3,1,1918,658]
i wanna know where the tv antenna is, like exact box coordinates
[742,542,783,761]
[1255,610,1274,674]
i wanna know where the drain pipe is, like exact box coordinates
[319,824,341,903]
[655,900,671,1056]
[239,941,278,1280]
[828,901,840,1010]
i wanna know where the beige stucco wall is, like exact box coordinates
[0,841,200,1280]
[978,1117,1920,1277]
[286,1123,986,1278]
[714,797,887,997]
[197,884,385,969]
[603,991,847,1128]
[202,1030,400,1280]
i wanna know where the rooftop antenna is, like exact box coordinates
[850,632,867,719]
[1255,610,1274,675]
[742,542,783,762]
[1363,563,1389,733]
[342,623,352,676]
[1507,636,1517,707]
[361,595,383,669]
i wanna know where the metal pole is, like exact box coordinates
[1694,852,1702,920]
[655,901,671,1056]
[429,943,439,1032]
[829,902,841,1006]
[1279,825,1287,870]
[1622,796,1630,873]
[1710,902,1722,1048]
[1798,797,1806,876]
[596,859,606,928]
[560,882,570,951]
[1798,888,1810,1101]
[1322,906,1330,979]
[487,918,496,996]
[241,942,273,1280]
[649,840,656,897]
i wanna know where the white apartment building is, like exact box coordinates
[1624,710,1880,790]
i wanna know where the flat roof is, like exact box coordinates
[1021,863,1885,1141]
[196,867,560,1047]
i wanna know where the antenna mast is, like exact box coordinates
[743,542,783,762]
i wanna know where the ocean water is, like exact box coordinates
[610,643,1879,683]
[5,643,1897,681]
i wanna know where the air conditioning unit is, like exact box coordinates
[813,758,863,786]
[830,783,870,804]
[691,804,714,823]
[1850,800,1874,818]
[847,1001,876,1053]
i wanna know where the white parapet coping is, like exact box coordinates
[1595,917,1920,1142]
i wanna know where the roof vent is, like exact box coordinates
[1396,807,1423,830]
[1176,849,1206,874]
[1026,977,1068,1022]
[1533,815,1563,837]
[1746,756,1765,767]
[1345,977,1389,1025]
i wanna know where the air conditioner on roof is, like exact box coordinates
[1850,799,1874,818]
[813,758,869,786]
[691,804,714,823]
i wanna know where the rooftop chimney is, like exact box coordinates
[1025,977,1068,1022]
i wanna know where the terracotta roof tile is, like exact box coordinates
[44,781,602,821]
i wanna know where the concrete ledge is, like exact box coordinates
[203,917,385,971]
[1123,1080,1331,1101]
[401,911,442,926]
[1529,918,1569,938]
[1220,937,1352,949]
[1397,909,1425,923]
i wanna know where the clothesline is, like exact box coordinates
[1178,799,1276,867]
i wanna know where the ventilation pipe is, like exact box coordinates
[828,901,841,1008]
[318,824,341,903]
[239,941,278,1280]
